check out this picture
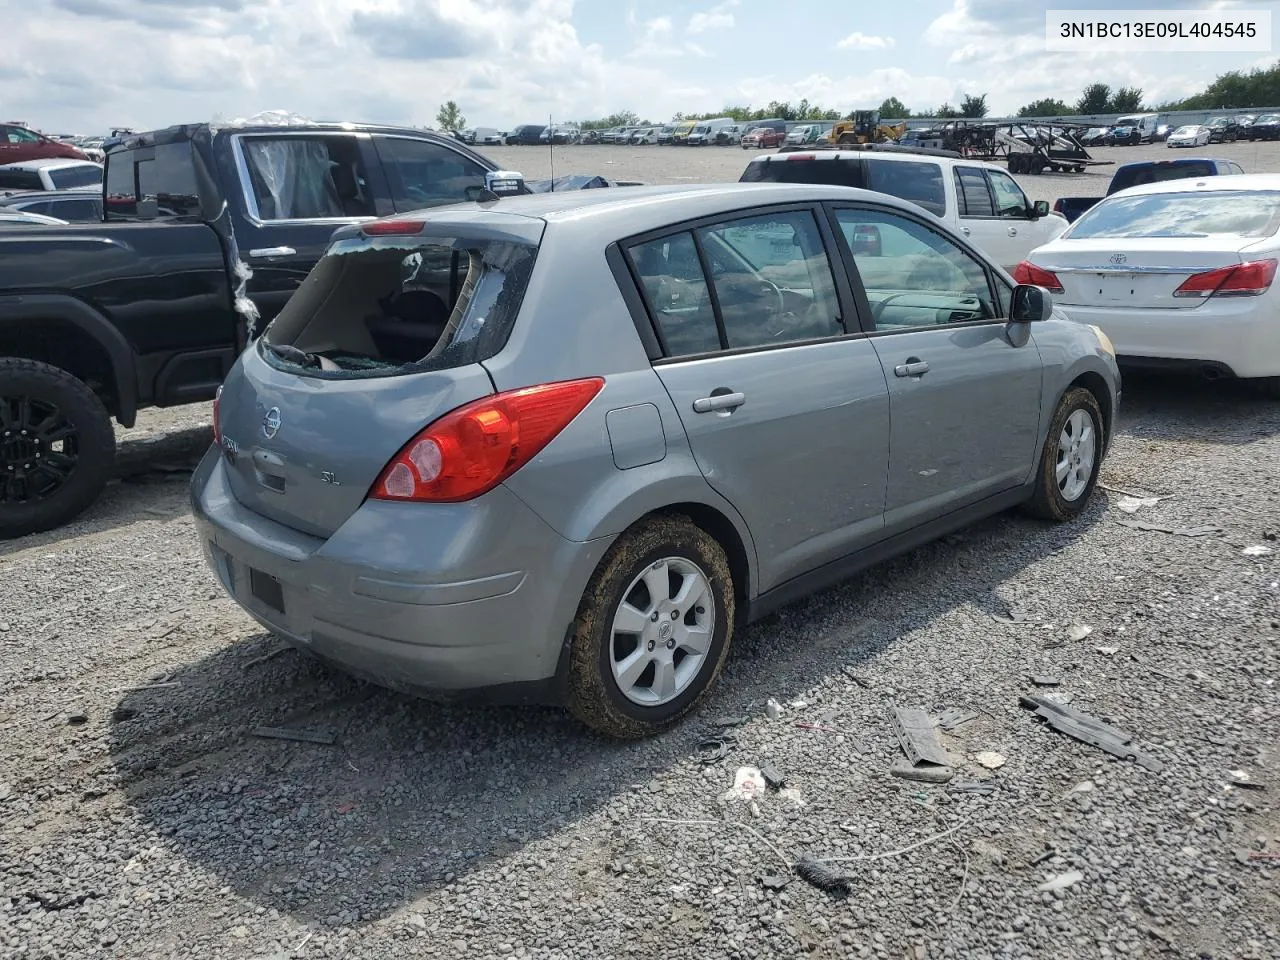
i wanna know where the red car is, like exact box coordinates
[741,126,786,149]
[0,124,88,164]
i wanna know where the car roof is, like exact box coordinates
[1108,173,1280,200]
[0,158,99,171]
[373,183,927,233]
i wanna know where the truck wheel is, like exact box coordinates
[0,358,116,539]
[567,515,735,739]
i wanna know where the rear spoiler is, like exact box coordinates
[775,143,963,160]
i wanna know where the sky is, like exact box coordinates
[3,0,1278,134]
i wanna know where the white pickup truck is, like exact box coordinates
[740,146,1068,271]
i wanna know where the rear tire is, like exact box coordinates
[567,515,735,739]
[1022,387,1104,522]
[0,358,116,539]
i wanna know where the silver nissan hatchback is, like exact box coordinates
[192,183,1119,738]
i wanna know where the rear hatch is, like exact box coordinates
[1040,188,1280,310]
[215,217,543,538]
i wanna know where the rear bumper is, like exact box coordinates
[190,448,612,702]
[1058,300,1280,379]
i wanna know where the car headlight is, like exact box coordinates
[1089,324,1115,357]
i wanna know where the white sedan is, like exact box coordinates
[1014,174,1280,392]
[1167,124,1211,147]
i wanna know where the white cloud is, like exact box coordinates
[836,32,895,50]
[688,0,737,34]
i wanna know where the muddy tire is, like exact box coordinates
[567,514,735,739]
[0,358,116,539]
[1023,387,1104,522]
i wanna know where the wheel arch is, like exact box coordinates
[0,295,139,427]
[1068,369,1115,455]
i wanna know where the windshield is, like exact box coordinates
[48,165,103,190]
[1069,190,1280,240]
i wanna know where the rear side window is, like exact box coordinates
[739,158,862,187]
[863,159,945,217]
[374,137,487,212]
[47,166,102,190]
[105,142,199,218]
[954,167,995,217]
[263,235,538,377]
[0,171,41,190]
[629,232,721,357]
[239,135,374,220]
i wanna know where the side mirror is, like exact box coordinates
[1032,199,1050,218]
[1010,283,1054,323]
[484,170,526,196]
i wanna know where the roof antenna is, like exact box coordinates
[549,113,555,191]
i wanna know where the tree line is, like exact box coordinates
[433,60,1280,133]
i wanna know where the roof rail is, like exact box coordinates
[776,143,964,160]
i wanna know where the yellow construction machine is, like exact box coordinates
[824,111,907,145]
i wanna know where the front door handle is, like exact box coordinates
[961,226,971,236]
[894,359,930,378]
[692,391,746,413]
[1007,226,1018,237]
[248,246,297,259]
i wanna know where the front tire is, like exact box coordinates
[1022,387,1104,522]
[567,515,735,739]
[0,358,116,539]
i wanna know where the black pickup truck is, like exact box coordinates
[0,121,505,537]
[1051,157,1245,223]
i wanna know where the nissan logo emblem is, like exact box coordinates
[1109,253,1127,264]
[262,407,282,439]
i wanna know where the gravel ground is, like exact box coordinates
[3,141,1280,960]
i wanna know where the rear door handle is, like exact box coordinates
[249,246,296,259]
[894,359,930,378]
[692,392,746,413]
[961,226,971,236]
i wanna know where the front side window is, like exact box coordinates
[986,169,1030,218]
[954,167,995,217]
[836,207,997,331]
[240,135,374,220]
[375,137,487,212]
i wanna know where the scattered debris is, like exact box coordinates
[249,726,337,746]
[760,874,791,891]
[1066,623,1093,642]
[1138,924,1174,947]
[1115,495,1162,514]
[827,818,972,864]
[1115,518,1223,538]
[841,666,870,688]
[891,707,953,768]
[765,699,784,720]
[1095,646,1120,656]
[1069,780,1096,795]
[794,859,853,896]
[697,735,735,764]
[1031,675,1061,687]
[1037,869,1084,892]
[991,604,1028,624]
[65,713,88,727]
[712,715,750,729]
[1242,545,1273,557]
[1020,694,1164,772]
[778,787,806,808]
[789,698,809,710]
[759,763,786,790]
[1029,848,1058,867]
[1227,770,1267,791]
[936,708,979,731]
[948,780,996,796]
[891,762,954,784]
[1247,851,1280,862]
[724,766,766,802]
[975,751,1006,770]
[26,891,101,912]
[1099,482,1164,499]
[242,645,292,671]
[970,839,1006,864]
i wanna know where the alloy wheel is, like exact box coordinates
[0,394,79,504]
[1055,408,1096,502]
[609,556,715,706]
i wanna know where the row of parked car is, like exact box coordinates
[456,118,840,148]
[1079,113,1279,146]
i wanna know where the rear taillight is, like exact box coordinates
[212,385,222,444]
[1172,258,1278,298]
[363,219,426,236]
[1052,199,1065,213]
[1011,261,1064,294]
[370,378,605,503]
